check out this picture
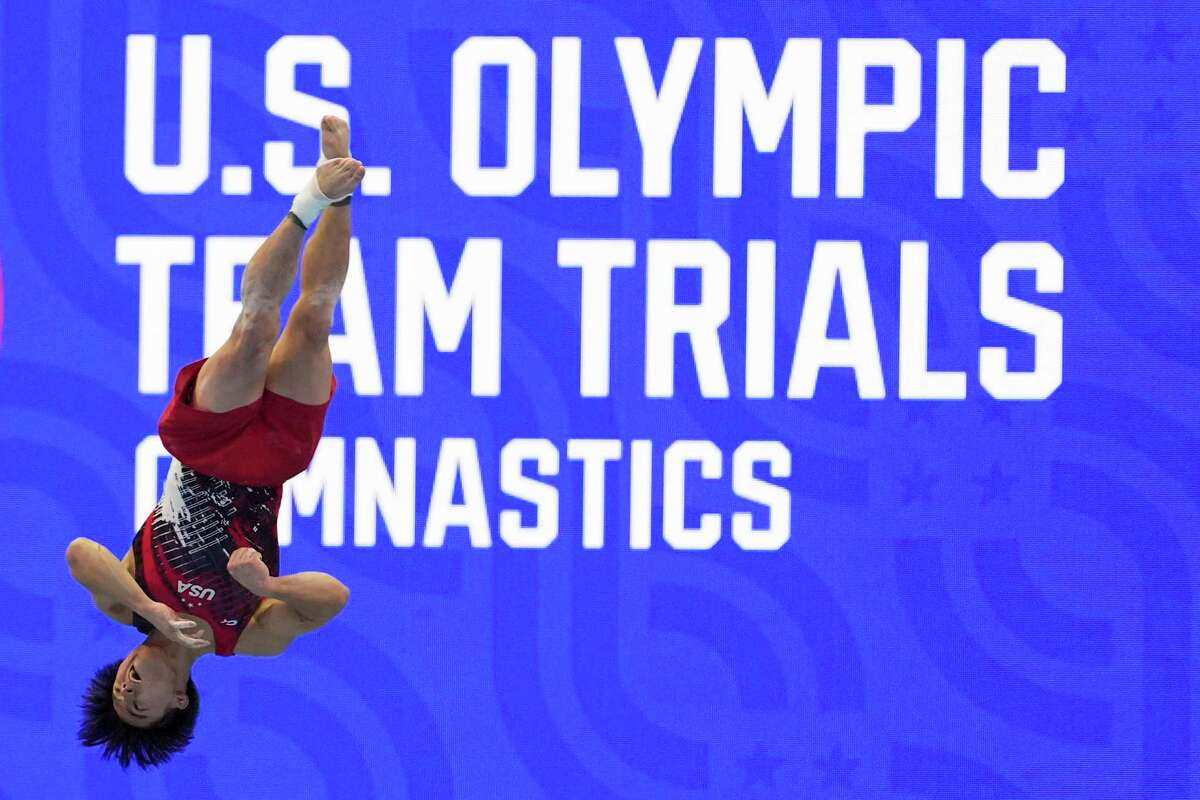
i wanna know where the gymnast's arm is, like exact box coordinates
[66,537,212,648]
[65,537,142,625]
[230,548,350,656]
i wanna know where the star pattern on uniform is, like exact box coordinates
[974,461,1017,506]
[899,461,937,504]
[815,743,859,790]
[1142,19,1179,63]
[741,743,785,788]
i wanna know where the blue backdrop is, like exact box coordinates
[1,1,1198,798]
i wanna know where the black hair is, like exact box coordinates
[78,659,200,769]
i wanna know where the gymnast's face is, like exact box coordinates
[111,646,188,727]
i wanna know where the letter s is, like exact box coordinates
[264,35,350,194]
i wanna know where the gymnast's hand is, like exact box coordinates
[142,602,210,650]
[228,547,273,597]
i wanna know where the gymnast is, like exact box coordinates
[66,116,361,768]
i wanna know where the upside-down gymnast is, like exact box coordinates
[66,116,363,768]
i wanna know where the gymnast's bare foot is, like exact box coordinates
[315,156,364,200]
[321,115,351,160]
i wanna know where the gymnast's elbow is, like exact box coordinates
[332,581,351,613]
[65,537,95,574]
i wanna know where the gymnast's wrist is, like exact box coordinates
[260,575,285,599]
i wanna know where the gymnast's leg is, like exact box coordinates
[192,218,302,412]
[265,116,362,404]
[194,126,364,412]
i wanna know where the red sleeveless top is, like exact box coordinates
[131,459,282,655]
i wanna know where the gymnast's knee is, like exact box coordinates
[230,307,280,359]
[287,294,336,346]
